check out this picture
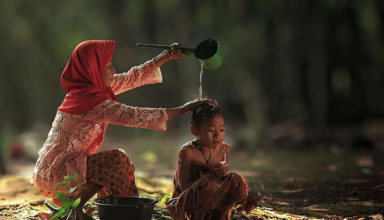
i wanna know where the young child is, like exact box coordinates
[166,103,260,220]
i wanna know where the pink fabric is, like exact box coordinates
[32,59,167,196]
[59,40,117,115]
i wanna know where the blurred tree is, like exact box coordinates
[1,0,384,150]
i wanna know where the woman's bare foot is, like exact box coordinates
[76,206,87,220]
[52,197,63,207]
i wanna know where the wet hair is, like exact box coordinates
[191,103,224,127]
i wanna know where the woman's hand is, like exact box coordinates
[182,98,218,113]
[164,43,188,60]
[166,99,217,120]
[153,43,187,68]
[209,161,228,179]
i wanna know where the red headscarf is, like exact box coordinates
[58,40,117,114]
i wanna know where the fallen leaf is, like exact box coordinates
[328,164,337,171]
[278,188,304,193]
[282,182,293,188]
[374,183,384,189]
[355,156,374,167]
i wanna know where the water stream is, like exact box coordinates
[199,60,205,99]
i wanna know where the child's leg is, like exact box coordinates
[190,208,207,220]
[210,205,232,220]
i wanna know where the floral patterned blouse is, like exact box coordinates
[31,59,168,194]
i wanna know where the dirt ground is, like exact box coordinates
[1,147,383,219]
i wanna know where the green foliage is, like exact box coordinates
[50,174,88,220]
[159,192,172,204]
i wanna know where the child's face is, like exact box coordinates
[196,114,226,150]
[104,58,115,88]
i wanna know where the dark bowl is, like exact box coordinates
[93,196,157,220]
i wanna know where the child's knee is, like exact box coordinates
[228,173,244,183]
[110,149,129,163]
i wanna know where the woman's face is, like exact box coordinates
[104,58,115,88]
[196,114,226,150]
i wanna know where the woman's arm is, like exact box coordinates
[74,100,168,131]
[73,99,216,131]
[110,60,162,95]
[111,43,186,95]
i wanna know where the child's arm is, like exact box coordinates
[177,145,197,192]
[223,143,231,164]
[209,144,231,178]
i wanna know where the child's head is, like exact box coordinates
[191,103,226,149]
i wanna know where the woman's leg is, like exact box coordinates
[87,149,139,198]
[74,149,138,220]
[75,181,103,220]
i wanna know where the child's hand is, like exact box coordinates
[209,161,228,179]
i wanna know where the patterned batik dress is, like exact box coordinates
[166,143,258,220]
[32,59,167,198]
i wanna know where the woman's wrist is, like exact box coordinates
[153,52,170,68]
[181,103,190,113]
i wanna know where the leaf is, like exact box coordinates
[69,173,78,180]
[62,180,69,186]
[50,208,69,220]
[70,186,78,194]
[71,197,81,208]
[64,176,70,180]
[79,185,88,190]
[52,182,62,190]
[56,192,71,203]
[62,202,72,208]
[63,187,70,191]
[160,192,171,204]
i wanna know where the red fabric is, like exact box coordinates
[58,40,117,115]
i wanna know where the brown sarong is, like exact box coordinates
[166,173,257,220]
[38,149,139,198]
[87,149,139,198]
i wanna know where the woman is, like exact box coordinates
[31,40,216,220]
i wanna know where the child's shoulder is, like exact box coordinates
[179,141,196,152]
[178,141,198,157]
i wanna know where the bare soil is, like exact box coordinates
[1,148,383,219]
